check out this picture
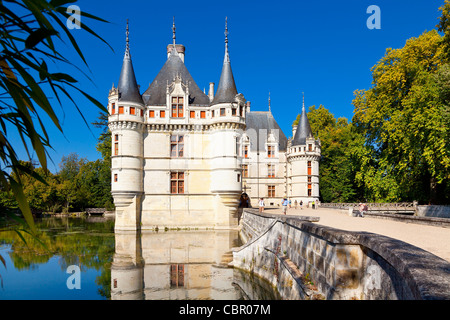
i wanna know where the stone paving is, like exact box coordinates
[258,206,450,262]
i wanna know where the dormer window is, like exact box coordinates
[172,97,184,118]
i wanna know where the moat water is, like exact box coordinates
[0,216,280,300]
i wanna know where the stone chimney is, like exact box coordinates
[167,44,185,62]
[209,82,215,102]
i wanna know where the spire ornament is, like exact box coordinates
[302,92,305,111]
[225,16,229,44]
[224,16,230,63]
[172,16,176,47]
[125,19,130,58]
[268,91,271,112]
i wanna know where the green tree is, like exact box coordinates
[57,153,86,211]
[437,0,450,62]
[92,111,114,210]
[352,30,450,203]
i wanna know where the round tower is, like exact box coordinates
[210,18,246,227]
[108,21,145,231]
[287,94,321,206]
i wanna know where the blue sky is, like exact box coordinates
[8,0,445,171]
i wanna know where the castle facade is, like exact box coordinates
[108,21,320,231]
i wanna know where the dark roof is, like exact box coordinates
[245,111,288,151]
[142,48,210,106]
[212,47,238,104]
[292,106,314,146]
[118,50,144,105]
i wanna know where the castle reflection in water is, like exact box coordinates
[111,230,280,300]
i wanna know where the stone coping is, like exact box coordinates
[364,211,450,228]
[243,208,320,223]
[235,210,450,300]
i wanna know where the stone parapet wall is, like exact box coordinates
[232,210,450,300]
[416,205,450,219]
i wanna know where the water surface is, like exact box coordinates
[0,217,279,300]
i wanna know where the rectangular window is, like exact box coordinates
[170,172,185,194]
[140,109,144,117]
[170,135,184,158]
[200,111,206,119]
[149,110,155,118]
[268,146,274,158]
[171,97,184,118]
[232,108,236,116]
[308,176,312,183]
[220,108,225,116]
[243,145,248,158]
[190,111,195,118]
[268,185,275,198]
[114,135,119,156]
[307,161,312,175]
[160,110,165,118]
[242,165,248,178]
[111,103,115,115]
[237,174,241,183]
[118,106,124,114]
[170,264,184,287]
[308,144,313,152]
[268,164,275,178]
[114,174,118,182]
[130,107,135,115]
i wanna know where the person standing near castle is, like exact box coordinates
[259,198,265,213]
[282,198,288,214]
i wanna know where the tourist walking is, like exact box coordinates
[282,198,288,214]
[294,200,298,209]
[259,198,265,213]
[300,200,303,210]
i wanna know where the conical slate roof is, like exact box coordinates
[212,45,238,105]
[292,103,313,146]
[142,47,210,106]
[117,23,143,105]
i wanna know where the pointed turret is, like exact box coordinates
[212,17,238,105]
[292,93,313,146]
[118,20,143,105]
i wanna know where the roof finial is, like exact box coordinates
[172,16,176,47]
[225,16,229,44]
[224,17,230,63]
[302,92,305,111]
[268,91,271,112]
[125,19,130,57]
